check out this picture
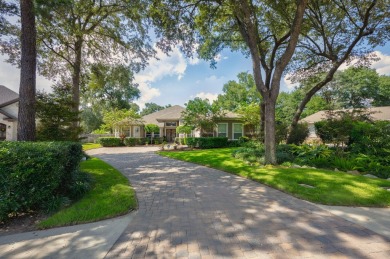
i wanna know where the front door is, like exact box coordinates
[166,129,176,142]
[0,123,6,141]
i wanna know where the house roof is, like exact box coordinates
[117,104,243,128]
[222,110,242,119]
[0,85,19,108]
[143,105,185,126]
[301,106,390,124]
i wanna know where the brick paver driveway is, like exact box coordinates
[88,147,390,259]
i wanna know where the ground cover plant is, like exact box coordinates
[160,148,390,207]
[38,157,136,229]
[82,143,102,151]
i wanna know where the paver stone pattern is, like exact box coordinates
[87,147,390,259]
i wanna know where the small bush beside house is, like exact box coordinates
[187,137,229,149]
[0,142,89,221]
[98,137,123,147]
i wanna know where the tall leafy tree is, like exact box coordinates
[17,0,36,141]
[152,0,307,163]
[330,67,390,108]
[84,63,140,110]
[182,98,224,137]
[35,0,154,120]
[216,72,261,111]
[36,84,81,141]
[288,0,389,140]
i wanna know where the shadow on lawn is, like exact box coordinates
[12,147,386,259]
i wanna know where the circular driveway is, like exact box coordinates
[88,147,390,258]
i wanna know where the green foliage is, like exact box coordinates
[233,143,294,165]
[38,157,136,229]
[36,85,82,141]
[100,109,141,133]
[327,67,390,108]
[216,72,261,111]
[182,98,224,136]
[85,63,140,110]
[314,111,368,146]
[160,148,390,207]
[144,124,160,134]
[91,129,109,134]
[0,142,88,221]
[186,137,228,149]
[123,137,150,146]
[176,125,193,134]
[140,103,171,116]
[286,122,309,145]
[236,103,261,138]
[349,121,390,156]
[291,144,333,162]
[98,137,122,147]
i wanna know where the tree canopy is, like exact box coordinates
[216,72,261,112]
[182,98,224,137]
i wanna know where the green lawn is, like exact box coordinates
[38,157,136,229]
[160,148,390,207]
[82,143,102,151]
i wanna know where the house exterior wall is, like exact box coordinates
[0,102,18,141]
[215,120,247,140]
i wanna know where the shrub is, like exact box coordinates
[286,122,309,145]
[186,137,228,149]
[98,137,122,147]
[124,137,137,146]
[0,142,88,221]
[349,120,390,157]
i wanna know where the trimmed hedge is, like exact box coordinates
[124,137,151,146]
[0,142,87,221]
[98,137,122,147]
[186,137,228,149]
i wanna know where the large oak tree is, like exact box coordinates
[36,0,154,122]
[152,0,307,163]
[287,0,389,141]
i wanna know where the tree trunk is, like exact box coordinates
[17,0,36,141]
[259,102,265,142]
[264,97,277,164]
[71,38,83,128]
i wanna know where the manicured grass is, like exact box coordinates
[38,158,136,229]
[160,148,390,207]
[82,143,102,151]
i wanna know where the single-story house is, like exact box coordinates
[114,105,250,142]
[0,85,19,141]
[301,106,390,140]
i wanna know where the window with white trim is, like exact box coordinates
[217,123,228,137]
[233,123,243,140]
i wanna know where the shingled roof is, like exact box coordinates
[301,106,390,123]
[143,105,185,127]
[0,85,19,107]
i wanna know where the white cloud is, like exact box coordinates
[135,47,187,83]
[371,51,390,75]
[134,82,161,109]
[339,51,390,74]
[188,56,200,65]
[283,74,298,90]
[195,92,219,102]
[133,47,189,108]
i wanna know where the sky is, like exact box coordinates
[1,44,390,109]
